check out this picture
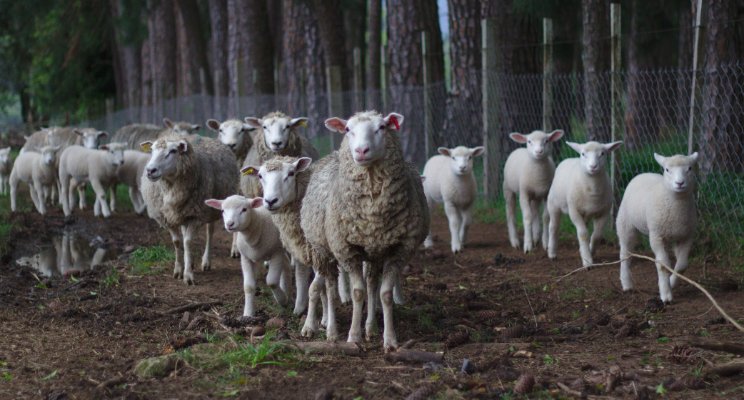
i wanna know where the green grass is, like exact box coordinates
[128,245,174,275]
[101,268,120,288]
[0,195,16,259]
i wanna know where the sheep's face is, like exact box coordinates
[205,195,263,233]
[325,112,404,167]
[246,115,307,153]
[40,146,60,166]
[509,130,564,161]
[100,143,126,167]
[438,146,485,176]
[242,157,312,212]
[0,147,10,164]
[76,129,108,149]
[45,127,64,147]
[655,152,699,193]
[567,141,623,176]
[163,118,200,136]
[142,140,188,181]
[207,119,253,153]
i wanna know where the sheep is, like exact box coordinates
[206,118,255,165]
[9,145,61,214]
[0,147,11,195]
[546,141,623,267]
[503,129,564,253]
[140,134,237,285]
[112,118,200,150]
[302,111,429,351]
[616,152,699,304]
[239,111,320,199]
[58,143,127,218]
[111,150,151,214]
[205,195,292,316]
[20,127,58,153]
[422,146,485,253]
[241,156,336,334]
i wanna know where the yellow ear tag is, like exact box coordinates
[141,143,152,153]
[241,167,255,176]
[299,120,308,128]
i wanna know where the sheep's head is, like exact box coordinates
[438,146,484,176]
[163,118,200,135]
[207,119,254,153]
[241,156,312,212]
[245,112,307,153]
[654,152,699,193]
[141,139,188,181]
[75,128,109,149]
[325,111,404,167]
[205,195,264,233]
[509,130,564,161]
[99,142,126,168]
[566,141,623,176]
[40,145,61,166]
[45,127,64,147]
[0,147,10,163]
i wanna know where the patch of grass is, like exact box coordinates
[542,354,556,366]
[101,268,120,288]
[656,336,670,344]
[129,245,174,275]
[560,287,586,302]
[220,333,293,370]
[0,196,14,259]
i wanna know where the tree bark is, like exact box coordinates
[245,0,275,100]
[581,0,610,142]
[174,0,212,97]
[314,0,351,96]
[148,0,177,114]
[227,0,249,115]
[366,0,382,108]
[208,0,229,114]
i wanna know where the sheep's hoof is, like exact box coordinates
[292,305,307,315]
[201,262,211,272]
[347,334,362,344]
[383,342,398,353]
[183,276,195,285]
[230,251,240,259]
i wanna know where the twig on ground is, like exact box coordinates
[384,349,444,364]
[162,300,223,315]
[690,339,744,356]
[555,257,630,282]
[555,382,616,400]
[519,280,538,328]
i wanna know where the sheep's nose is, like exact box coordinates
[355,147,369,156]
[226,221,235,229]
[271,141,283,148]
[675,181,684,187]
[228,143,236,149]
[147,167,157,176]
[265,198,278,208]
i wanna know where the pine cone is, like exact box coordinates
[670,345,699,364]
[513,373,535,394]
[445,330,470,349]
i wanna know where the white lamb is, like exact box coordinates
[113,150,151,214]
[9,145,61,215]
[616,152,699,304]
[58,143,127,218]
[546,141,623,267]
[503,130,564,253]
[205,195,292,316]
[422,146,484,253]
[0,147,11,195]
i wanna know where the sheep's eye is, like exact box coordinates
[345,127,350,132]
[600,152,605,156]
[665,168,669,173]
[527,140,532,144]
[258,174,263,180]
[263,125,267,130]
[288,171,295,177]
[581,152,586,157]
[379,125,385,131]
[169,149,176,155]
[241,208,247,213]
[688,167,692,171]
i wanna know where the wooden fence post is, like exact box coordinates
[610,3,622,203]
[482,18,501,201]
[326,65,343,150]
[422,31,435,159]
[542,18,554,133]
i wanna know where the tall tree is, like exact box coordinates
[148,0,177,111]
[581,0,610,141]
[208,0,229,114]
[109,0,145,112]
[174,0,212,97]
[314,0,352,97]
[226,0,249,115]
[366,0,382,108]
[245,0,275,98]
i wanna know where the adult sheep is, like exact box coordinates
[302,111,429,351]
[140,134,237,285]
[112,118,200,150]
[206,118,255,165]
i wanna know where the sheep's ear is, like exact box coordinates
[140,141,153,153]
[249,198,264,209]
[163,118,174,128]
[244,117,261,129]
[97,131,109,139]
[204,199,223,210]
[241,123,256,132]
[384,113,404,130]
[437,147,451,157]
[547,129,565,142]
[294,157,312,172]
[324,117,347,133]
[206,119,221,132]
[566,141,582,154]
[241,165,260,177]
[653,153,666,167]
[509,133,527,144]
[688,152,699,164]
[289,117,309,129]
[177,140,189,153]
[99,144,110,151]
[73,129,83,137]
[23,135,30,141]
[471,146,485,157]
[604,141,623,152]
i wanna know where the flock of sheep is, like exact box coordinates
[0,110,699,351]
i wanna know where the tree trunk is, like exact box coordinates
[366,0,382,108]
[245,0,275,103]
[208,0,229,115]
[109,0,142,112]
[386,0,445,166]
[344,0,367,93]
[140,38,153,121]
[581,0,610,142]
[174,0,212,97]
[227,0,249,115]
[148,0,177,115]
[314,0,351,96]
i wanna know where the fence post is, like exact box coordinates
[481,18,501,201]
[353,47,364,111]
[688,0,705,155]
[105,98,114,133]
[381,43,389,112]
[421,31,434,158]
[542,18,554,133]
[199,68,210,122]
[326,65,343,150]
[610,3,622,203]
[235,57,243,115]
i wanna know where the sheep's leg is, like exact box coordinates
[169,228,184,279]
[279,256,291,297]
[301,270,324,337]
[649,235,673,303]
[541,204,550,250]
[547,205,561,259]
[240,256,257,317]
[519,193,534,253]
[423,197,435,249]
[569,206,591,268]
[199,222,214,271]
[590,213,609,254]
[9,177,17,212]
[458,206,473,249]
[74,180,86,210]
[337,269,350,304]
[292,258,310,315]
[504,189,520,248]
[89,180,111,218]
[444,201,462,253]
[59,174,72,217]
[108,185,116,213]
[393,272,405,305]
[32,180,46,215]
[380,264,399,352]
[618,223,637,291]
[266,252,289,306]
[365,265,380,340]
[230,232,240,258]
[531,200,542,245]
[320,281,328,327]
[324,274,339,341]
[347,266,365,343]
[29,184,43,214]
[181,224,196,285]
[94,196,101,217]
[670,238,694,289]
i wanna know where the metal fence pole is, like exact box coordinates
[326,65,343,150]
[422,31,434,159]
[688,0,705,155]
[542,18,554,133]
[482,18,501,201]
[610,3,622,202]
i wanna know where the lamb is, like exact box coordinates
[301,111,429,351]
[616,152,699,304]
[205,195,292,316]
[502,129,564,253]
[206,118,255,165]
[422,146,485,253]
[546,141,623,267]
[140,134,237,285]
[112,150,151,214]
[9,145,61,215]
[0,147,11,195]
[58,143,127,218]
[112,118,200,150]
[241,156,335,333]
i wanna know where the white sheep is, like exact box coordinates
[503,129,564,253]
[140,135,237,285]
[616,152,699,303]
[546,141,623,267]
[0,147,11,195]
[205,195,292,316]
[58,143,127,218]
[422,146,484,253]
[112,118,200,150]
[302,111,429,351]
[9,145,61,214]
[111,150,151,214]
[206,118,255,165]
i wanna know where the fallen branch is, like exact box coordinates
[384,349,444,364]
[706,361,744,378]
[162,301,223,315]
[690,339,744,356]
[292,341,362,356]
[555,382,616,400]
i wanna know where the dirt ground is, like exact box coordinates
[1,207,743,400]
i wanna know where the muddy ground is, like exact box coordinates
[0,206,743,400]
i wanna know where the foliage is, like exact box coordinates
[129,245,174,275]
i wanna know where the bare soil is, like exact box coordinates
[1,208,743,399]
